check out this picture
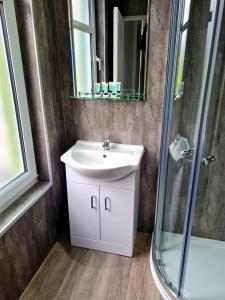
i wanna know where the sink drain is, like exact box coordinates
[103,154,107,158]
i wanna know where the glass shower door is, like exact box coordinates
[153,0,221,297]
[182,2,225,299]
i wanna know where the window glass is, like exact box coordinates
[174,0,191,101]
[183,0,191,25]
[174,29,187,100]
[73,29,92,93]
[72,0,90,25]
[0,16,25,189]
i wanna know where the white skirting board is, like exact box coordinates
[71,235,133,257]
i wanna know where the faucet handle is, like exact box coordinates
[102,138,111,150]
[103,138,110,144]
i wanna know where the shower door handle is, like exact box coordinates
[202,155,216,166]
[181,148,194,158]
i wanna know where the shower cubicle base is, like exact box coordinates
[150,232,225,300]
[150,234,177,300]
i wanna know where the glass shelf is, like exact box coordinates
[70,90,144,101]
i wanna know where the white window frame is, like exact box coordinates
[0,0,37,213]
[69,0,97,96]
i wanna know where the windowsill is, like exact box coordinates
[0,181,52,237]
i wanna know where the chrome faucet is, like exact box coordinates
[102,138,111,150]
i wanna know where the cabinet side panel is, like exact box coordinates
[133,169,140,247]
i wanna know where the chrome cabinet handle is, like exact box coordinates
[105,197,110,211]
[91,195,96,209]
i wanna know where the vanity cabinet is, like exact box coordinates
[66,166,140,257]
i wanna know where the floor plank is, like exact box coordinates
[20,233,161,300]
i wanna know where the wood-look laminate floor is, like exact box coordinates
[20,233,161,300]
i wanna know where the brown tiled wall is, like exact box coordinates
[0,0,171,299]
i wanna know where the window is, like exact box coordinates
[0,0,37,212]
[174,0,191,100]
[70,0,96,95]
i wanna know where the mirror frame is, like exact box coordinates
[68,0,150,101]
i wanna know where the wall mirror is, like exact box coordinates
[68,0,150,101]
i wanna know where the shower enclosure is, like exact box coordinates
[151,0,225,299]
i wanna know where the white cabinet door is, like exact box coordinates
[100,187,133,245]
[67,182,100,240]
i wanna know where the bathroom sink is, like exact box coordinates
[60,140,144,181]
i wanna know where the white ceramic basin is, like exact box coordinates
[60,140,144,181]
